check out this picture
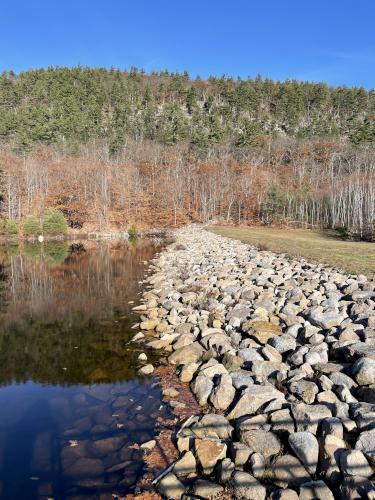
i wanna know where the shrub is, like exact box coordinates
[23,215,41,236]
[128,224,138,239]
[44,241,69,266]
[4,219,19,235]
[42,208,68,235]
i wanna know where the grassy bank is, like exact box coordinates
[209,226,375,277]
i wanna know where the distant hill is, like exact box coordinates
[0,66,374,152]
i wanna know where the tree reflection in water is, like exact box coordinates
[0,239,169,499]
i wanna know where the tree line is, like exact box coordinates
[0,67,374,240]
[1,66,374,152]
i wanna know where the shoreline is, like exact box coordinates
[132,226,375,499]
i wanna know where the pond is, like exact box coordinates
[0,239,169,499]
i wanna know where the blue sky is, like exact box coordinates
[1,0,374,88]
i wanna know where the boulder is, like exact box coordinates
[288,432,319,475]
[191,375,214,406]
[194,439,227,474]
[299,480,334,500]
[227,385,286,420]
[339,449,373,477]
[355,428,375,464]
[209,373,236,410]
[270,454,311,488]
[156,473,185,499]
[240,429,281,459]
[169,342,205,365]
[352,357,375,386]
[288,379,319,404]
[308,307,346,330]
[173,451,196,476]
[242,320,282,345]
[191,414,234,440]
[291,403,332,434]
[191,479,224,498]
[229,471,266,500]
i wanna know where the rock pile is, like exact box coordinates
[133,227,375,498]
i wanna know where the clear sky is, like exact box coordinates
[1,0,374,88]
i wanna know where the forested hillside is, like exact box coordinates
[1,67,375,150]
[0,67,374,238]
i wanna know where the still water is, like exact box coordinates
[0,240,169,499]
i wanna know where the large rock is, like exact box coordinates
[288,379,319,404]
[355,428,375,464]
[270,454,311,488]
[191,375,214,405]
[229,471,266,500]
[242,321,282,345]
[339,450,373,477]
[352,357,375,386]
[194,439,227,474]
[227,385,286,420]
[288,432,319,475]
[230,370,255,389]
[169,342,205,365]
[299,481,334,500]
[240,429,281,459]
[308,307,346,330]
[156,473,185,499]
[340,476,375,499]
[191,414,234,440]
[65,457,104,477]
[173,451,196,476]
[291,403,332,434]
[268,335,296,354]
[209,373,235,410]
[191,479,224,498]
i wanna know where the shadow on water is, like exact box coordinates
[0,239,169,499]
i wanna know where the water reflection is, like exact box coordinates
[0,240,168,499]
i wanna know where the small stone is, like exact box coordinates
[163,387,179,398]
[138,353,147,361]
[288,432,319,475]
[138,364,154,375]
[140,439,156,451]
[140,319,159,330]
[156,473,185,499]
